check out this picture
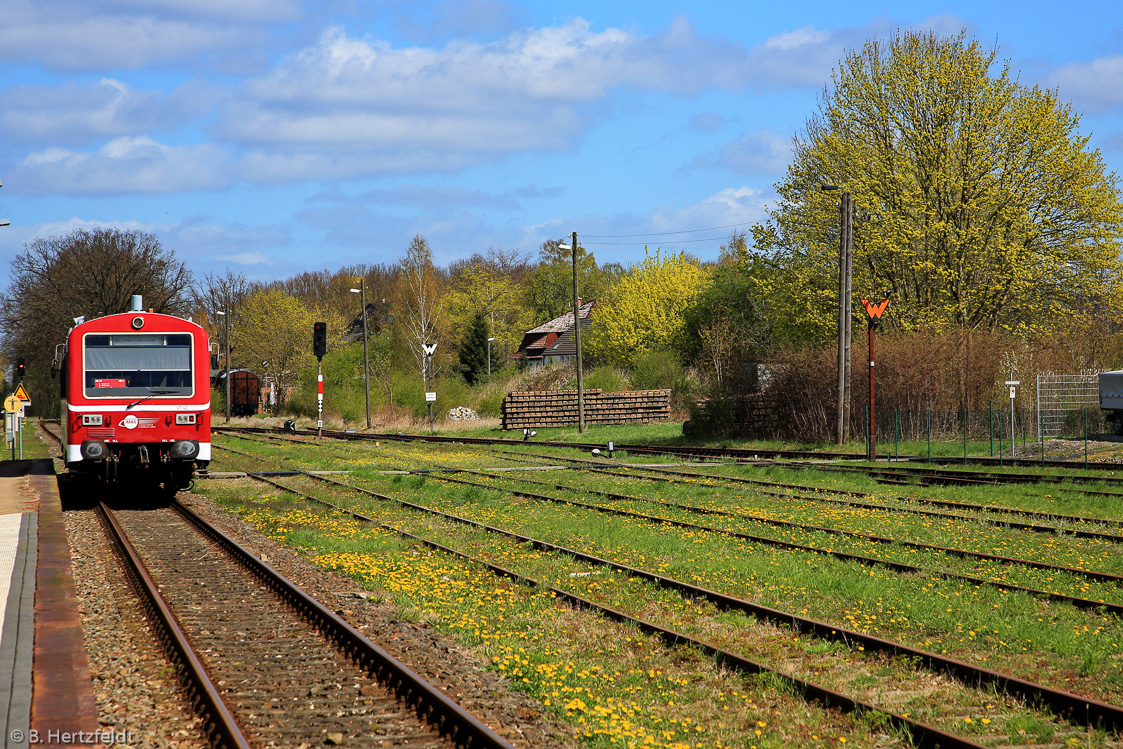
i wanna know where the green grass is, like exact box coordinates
[200,433,1123,747]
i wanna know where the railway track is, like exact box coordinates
[94,492,515,749]
[221,425,1123,538]
[221,432,1123,593]
[487,446,1123,537]
[294,425,1123,472]
[219,422,1123,490]
[236,469,988,749]
[212,455,1122,749]
[416,461,1123,615]
[207,427,1123,745]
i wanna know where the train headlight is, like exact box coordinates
[81,414,103,426]
[170,439,199,460]
[81,440,107,460]
[130,316,144,330]
[175,413,197,425]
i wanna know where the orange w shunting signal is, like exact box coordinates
[861,298,889,321]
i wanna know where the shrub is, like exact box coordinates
[579,366,630,393]
[632,348,683,390]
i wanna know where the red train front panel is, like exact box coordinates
[61,311,211,481]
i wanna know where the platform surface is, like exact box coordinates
[0,459,97,748]
[0,463,39,746]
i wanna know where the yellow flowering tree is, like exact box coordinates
[585,250,709,368]
[444,263,532,372]
[232,288,317,407]
[754,30,1123,340]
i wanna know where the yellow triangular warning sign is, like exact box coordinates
[14,383,30,403]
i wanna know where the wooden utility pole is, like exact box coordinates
[570,231,585,433]
[837,191,853,444]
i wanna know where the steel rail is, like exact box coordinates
[418,463,1123,616]
[168,499,517,749]
[216,430,1123,586]
[96,503,251,749]
[491,445,1123,532]
[244,468,1123,736]
[779,459,1123,489]
[587,466,1123,542]
[240,471,985,749]
[226,427,1123,536]
[546,456,1123,543]
[218,423,1123,474]
[436,451,1123,587]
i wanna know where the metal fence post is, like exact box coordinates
[1001,410,1010,469]
[963,408,968,464]
[989,401,993,457]
[927,409,931,463]
[864,404,869,460]
[894,409,899,461]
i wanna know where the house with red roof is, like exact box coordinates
[512,300,597,370]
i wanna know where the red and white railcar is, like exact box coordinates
[58,300,212,486]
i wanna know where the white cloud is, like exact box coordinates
[213,16,972,182]
[651,187,769,233]
[1048,56,1123,113]
[744,14,971,89]
[13,137,233,194]
[0,79,209,146]
[0,0,289,71]
[96,0,302,22]
[692,130,792,175]
[763,26,831,51]
[212,19,764,178]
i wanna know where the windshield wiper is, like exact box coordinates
[127,389,177,410]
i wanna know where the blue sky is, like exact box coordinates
[1,0,1121,284]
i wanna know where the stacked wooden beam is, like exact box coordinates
[501,389,672,430]
[683,393,778,438]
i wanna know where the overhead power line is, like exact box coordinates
[580,221,753,239]
[583,236,735,246]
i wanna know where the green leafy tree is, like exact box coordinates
[680,261,771,385]
[1,228,192,415]
[395,234,447,383]
[585,249,709,368]
[754,30,1123,339]
[232,289,315,408]
[525,240,624,323]
[457,312,490,385]
[444,262,531,372]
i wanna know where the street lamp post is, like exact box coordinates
[487,337,495,377]
[215,310,231,423]
[821,185,852,445]
[558,232,585,433]
[350,281,371,429]
[0,178,9,228]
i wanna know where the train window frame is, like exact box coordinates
[81,332,196,399]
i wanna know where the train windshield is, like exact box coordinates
[83,333,194,398]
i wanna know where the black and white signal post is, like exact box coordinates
[423,342,437,434]
[313,321,327,438]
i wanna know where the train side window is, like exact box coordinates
[58,353,67,399]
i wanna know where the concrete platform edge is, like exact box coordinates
[29,461,98,743]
